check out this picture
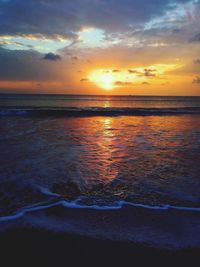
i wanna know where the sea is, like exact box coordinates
[1,93,200,249]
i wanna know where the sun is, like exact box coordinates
[89,70,115,90]
[99,73,115,90]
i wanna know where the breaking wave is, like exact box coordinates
[1,186,200,223]
[1,184,200,249]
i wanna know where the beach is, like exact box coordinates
[1,0,200,265]
[1,94,200,266]
[1,227,200,266]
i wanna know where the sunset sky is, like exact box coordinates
[1,0,200,95]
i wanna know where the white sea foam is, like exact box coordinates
[1,195,200,223]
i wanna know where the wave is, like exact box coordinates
[1,107,200,117]
[1,191,200,223]
[1,186,200,249]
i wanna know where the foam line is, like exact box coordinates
[1,198,200,223]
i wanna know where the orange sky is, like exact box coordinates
[0,0,200,95]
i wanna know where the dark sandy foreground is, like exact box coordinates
[0,228,200,267]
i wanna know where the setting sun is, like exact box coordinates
[87,64,183,92]
[89,70,115,90]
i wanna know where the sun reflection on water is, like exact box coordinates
[60,115,200,190]
[103,101,111,108]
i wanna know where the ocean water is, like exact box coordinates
[1,94,200,248]
[1,93,200,109]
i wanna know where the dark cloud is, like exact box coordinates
[173,29,182,33]
[43,52,61,61]
[0,0,191,38]
[193,76,200,84]
[0,0,80,39]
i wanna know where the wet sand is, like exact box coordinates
[1,228,200,267]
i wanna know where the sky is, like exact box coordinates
[0,0,200,95]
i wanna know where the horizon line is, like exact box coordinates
[0,92,200,97]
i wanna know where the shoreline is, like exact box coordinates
[1,203,200,252]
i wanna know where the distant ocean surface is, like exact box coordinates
[1,93,200,249]
[1,93,200,108]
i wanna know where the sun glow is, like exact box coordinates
[88,64,182,91]
[89,70,115,90]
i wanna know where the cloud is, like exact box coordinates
[112,69,120,73]
[193,76,200,84]
[43,53,61,61]
[80,78,88,82]
[0,1,80,39]
[190,33,200,42]
[143,69,156,77]
[142,82,150,85]
[194,59,200,64]
[71,56,78,61]
[128,68,156,77]
[0,0,198,94]
[0,0,192,39]
[0,47,65,81]
[115,81,133,86]
[128,69,140,74]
